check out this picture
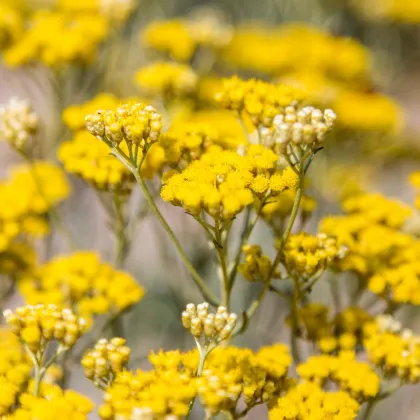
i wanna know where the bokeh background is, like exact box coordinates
[2,0,420,418]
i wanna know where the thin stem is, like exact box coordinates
[215,219,230,309]
[113,193,128,268]
[241,183,303,324]
[111,148,220,306]
[362,385,401,420]
[186,344,212,420]
[290,278,302,363]
[33,361,42,397]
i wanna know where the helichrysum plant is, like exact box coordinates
[1,4,420,419]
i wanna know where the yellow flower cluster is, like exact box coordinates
[159,121,243,169]
[352,0,420,23]
[295,304,372,353]
[161,145,300,220]
[0,3,22,50]
[334,90,403,133]
[0,329,32,416]
[297,352,380,401]
[99,361,195,419]
[0,162,70,251]
[8,388,93,420]
[86,102,162,150]
[283,232,344,280]
[0,97,38,150]
[410,171,420,209]
[59,130,133,192]
[181,302,237,343]
[3,304,87,352]
[239,244,277,282]
[142,16,231,62]
[197,345,292,415]
[367,245,420,305]
[4,11,107,68]
[223,23,370,81]
[135,61,198,99]
[320,192,413,275]
[18,251,144,322]
[363,315,420,383]
[82,337,131,388]
[269,382,360,420]
[216,76,299,128]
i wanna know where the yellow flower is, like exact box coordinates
[0,3,23,50]
[18,251,144,322]
[135,61,198,99]
[4,10,108,68]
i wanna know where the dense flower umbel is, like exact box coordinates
[18,251,144,323]
[197,345,292,415]
[269,382,360,420]
[297,352,380,401]
[7,388,94,420]
[3,304,87,352]
[363,315,420,383]
[216,77,299,128]
[98,355,196,420]
[0,329,32,416]
[160,145,297,220]
[135,61,198,99]
[82,338,131,389]
[182,302,237,343]
[0,97,38,149]
[4,11,107,67]
[86,102,162,149]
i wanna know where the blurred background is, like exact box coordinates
[1,0,420,418]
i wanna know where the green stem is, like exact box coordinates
[240,182,303,325]
[215,219,230,309]
[111,148,220,306]
[290,279,302,364]
[113,193,128,268]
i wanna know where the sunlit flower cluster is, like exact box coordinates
[363,315,420,383]
[18,251,144,322]
[82,337,131,388]
[4,11,108,67]
[297,352,380,401]
[320,192,413,275]
[3,304,87,352]
[0,97,38,150]
[216,76,299,128]
[269,382,360,420]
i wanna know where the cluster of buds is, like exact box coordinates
[238,244,278,283]
[182,303,238,344]
[82,337,130,388]
[283,233,346,280]
[85,102,162,150]
[215,77,297,127]
[0,97,38,149]
[3,304,87,352]
[271,106,336,153]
